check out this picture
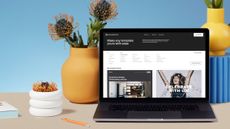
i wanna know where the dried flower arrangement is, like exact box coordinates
[48,0,118,48]
[33,82,58,92]
[204,0,223,8]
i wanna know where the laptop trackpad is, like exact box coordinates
[127,111,182,118]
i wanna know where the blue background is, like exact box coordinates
[0,0,230,92]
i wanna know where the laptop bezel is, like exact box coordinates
[99,28,209,102]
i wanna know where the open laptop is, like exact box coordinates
[93,29,216,121]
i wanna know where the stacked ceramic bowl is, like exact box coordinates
[29,90,62,116]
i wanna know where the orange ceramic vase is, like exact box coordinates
[62,47,99,103]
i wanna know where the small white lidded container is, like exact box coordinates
[29,82,62,117]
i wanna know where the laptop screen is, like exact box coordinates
[101,29,207,99]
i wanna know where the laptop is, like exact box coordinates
[93,28,216,121]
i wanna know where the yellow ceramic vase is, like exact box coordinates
[202,8,230,56]
[62,48,99,103]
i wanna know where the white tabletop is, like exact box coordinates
[0,93,229,129]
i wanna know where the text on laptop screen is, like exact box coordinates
[102,31,206,98]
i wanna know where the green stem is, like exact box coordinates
[212,0,215,8]
[65,37,75,47]
[204,0,212,8]
[87,19,107,48]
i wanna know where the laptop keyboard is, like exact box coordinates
[109,104,199,111]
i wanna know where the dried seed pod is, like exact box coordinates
[90,0,118,21]
[32,82,58,92]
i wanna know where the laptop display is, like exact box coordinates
[100,29,208,99]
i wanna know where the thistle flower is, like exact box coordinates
[33,81,58,92]
[48,14,74,40]
[48,0,118,48]
[90,0,118,21]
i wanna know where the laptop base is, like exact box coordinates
[94,102,216,122]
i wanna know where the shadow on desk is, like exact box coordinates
[61,109,76,115]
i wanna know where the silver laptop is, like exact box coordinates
[93,28,216,121]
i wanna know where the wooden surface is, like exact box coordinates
[0,93,229,129]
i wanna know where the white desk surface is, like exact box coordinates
[0,93,229,129]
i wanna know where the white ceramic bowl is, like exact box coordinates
[29,90,62,101]
[29,99,62,109]
[29,106,62,117]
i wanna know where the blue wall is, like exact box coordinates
[0,0,230,92]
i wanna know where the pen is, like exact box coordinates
[62,118,90,127]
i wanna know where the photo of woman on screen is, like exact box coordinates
[157,70,194,98]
